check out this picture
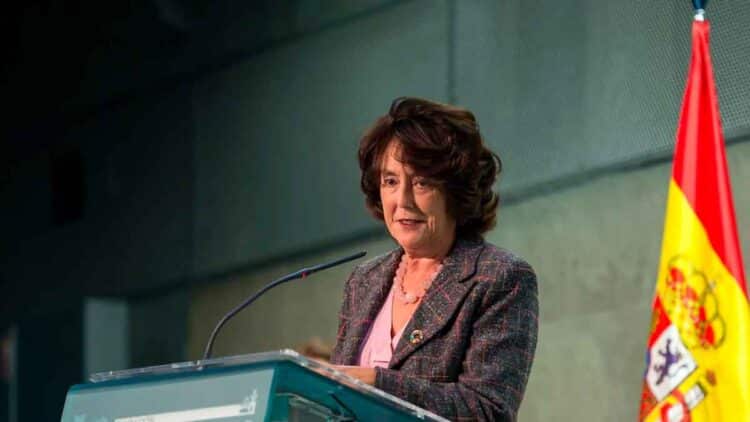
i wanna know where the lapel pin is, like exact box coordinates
[409,329,424,344]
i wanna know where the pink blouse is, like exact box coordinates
[358,284,409,368]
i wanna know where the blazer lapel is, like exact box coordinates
[339,249,401,365]
[389,238,485,369]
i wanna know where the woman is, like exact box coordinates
[330,97,538,421]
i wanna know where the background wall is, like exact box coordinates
[2,0,749,421]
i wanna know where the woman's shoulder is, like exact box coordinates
[471,242,538,316]
[474,240,536,284]
[478,241,533,267]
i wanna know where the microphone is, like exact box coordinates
[201,251,367,360]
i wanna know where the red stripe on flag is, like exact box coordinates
[671,20,748,296]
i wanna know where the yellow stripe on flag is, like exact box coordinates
[644,179,750,421]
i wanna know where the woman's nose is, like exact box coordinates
[396,182,416,208]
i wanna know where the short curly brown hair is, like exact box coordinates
[358,97,502,238]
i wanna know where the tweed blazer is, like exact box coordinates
[330,237,538,421]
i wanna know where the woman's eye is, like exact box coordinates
[382,177,398,187]
[413,178,432,189]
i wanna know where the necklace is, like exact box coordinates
[394,254,443,304]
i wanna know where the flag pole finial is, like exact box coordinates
[692,0,707,21]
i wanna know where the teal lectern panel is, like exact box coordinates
[60,350,448,422]
[61,366,274,422]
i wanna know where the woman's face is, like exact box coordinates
[379,142,456,257]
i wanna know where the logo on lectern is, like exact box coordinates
[240,389,258,415]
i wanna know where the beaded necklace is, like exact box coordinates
[394,254,444,304]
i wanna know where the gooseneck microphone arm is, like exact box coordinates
[201,251,367,361]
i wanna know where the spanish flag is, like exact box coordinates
[638,9,750,421]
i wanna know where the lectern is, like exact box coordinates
[60,349,448,421]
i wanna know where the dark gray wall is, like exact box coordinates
[1,86,195,318]
[2,1,410,318]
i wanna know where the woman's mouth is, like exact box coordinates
[396,218,425,227]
